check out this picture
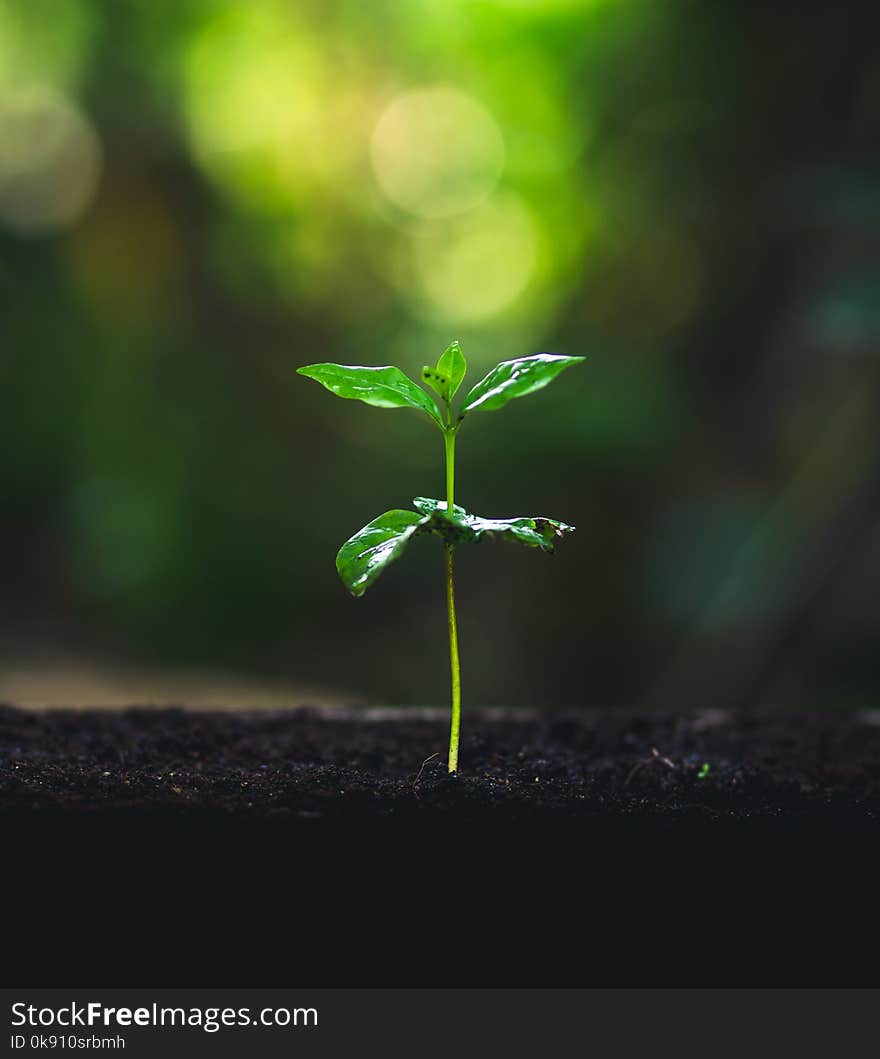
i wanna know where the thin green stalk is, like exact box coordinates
[444,426,455,507]
[445,543,461,773]
[443,421,461,773]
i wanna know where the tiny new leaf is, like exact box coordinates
[460,353,584,416]
[336,509,426,597]
[422,340,467,404]
[297,363,444,428]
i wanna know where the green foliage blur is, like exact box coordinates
[3,0,879,710]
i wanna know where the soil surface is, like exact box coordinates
[2,704,878,826]
[4,704,878,987]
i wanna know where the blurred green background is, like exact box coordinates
[2,0,879,710]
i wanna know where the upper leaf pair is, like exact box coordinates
[297,342,584,429]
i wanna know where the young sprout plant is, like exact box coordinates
[298,342,583,773]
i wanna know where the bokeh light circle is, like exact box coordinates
[183,5,361,213]
[370,87,505,219]
[408,191,538,321]
[0,89,101,235]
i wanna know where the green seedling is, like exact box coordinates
[298,341,583,772]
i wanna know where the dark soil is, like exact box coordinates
[4,704,878,987]
[2,704,879,826]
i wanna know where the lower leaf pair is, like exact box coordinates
[336,498,575,598]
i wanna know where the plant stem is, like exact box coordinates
[445,543,461,773]
[444,427,455,508]
[443,423,461,773]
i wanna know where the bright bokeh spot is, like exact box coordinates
[0,88,102,235]
[407,191,538,321]
[486,0,614,11]
[370,87,505,219]
[184,5,356,212]
[502,0,604,7]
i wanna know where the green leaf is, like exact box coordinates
[297,363,444,428]
[422,340,467,405]
[335,497,575,598]
[437,341,467,399]
[460,353,584,415]
[336,509,427,597]
[412,496,470,520]
[412,497,575,552]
